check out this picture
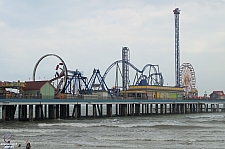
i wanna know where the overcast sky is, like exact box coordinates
[0,0,224,96]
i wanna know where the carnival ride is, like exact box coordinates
[173,8,198,98]
[179,63,197,98]
[2,8,199,99]
[33,54,68,96]
[102,60,164,88]
[33,51,164,97]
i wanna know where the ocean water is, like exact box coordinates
[1,112,225,149]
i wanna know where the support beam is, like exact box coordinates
[21,105,27,120]
[147,104,149,114]
[18,105,22,120]
[48,105,54,119]
[135,104,140,116]
[53,105,57,119]
[211,104,213,112]
[93,104,97,118]
[44,105,47,119]
[86,104,89,118]
[164,104,167,114]
[29,105,33,121]
[142,104,144,115]
[107,104,112,117]
[172,104,175,114]
[204,103,206,113]
[35,105,41,120]
[197,103,200,113]
[150,104,153,115]
[160,104,163,115]
[56,105,59,118]
[187,104,190,114]
[72,104,81,118]
[72,104,78,118]
[66,104,70,118]
[116,104,118,116]
[60,104,66,119]
[2,105,6,121]
[97,104,102,116]
[131,104,134,116]
[155,104,158,114]
[179,104,181,113]
[217,104,219,112]
[121,104,127,116]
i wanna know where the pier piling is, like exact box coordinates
[1,99,225,122]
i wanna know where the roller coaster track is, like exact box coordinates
[33,54,164,96]
[102,60,164,86]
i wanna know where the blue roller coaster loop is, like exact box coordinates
[102,60,164,86]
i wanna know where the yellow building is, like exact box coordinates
[121,85,184,100]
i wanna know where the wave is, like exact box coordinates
[186,114,224,119]
[37,119,186,128]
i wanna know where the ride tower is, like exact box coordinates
[122,47,130,90]
[173,8,181,87]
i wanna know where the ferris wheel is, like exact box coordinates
[179,63,196,94]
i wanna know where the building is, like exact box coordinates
[209,91,225,99]
[22,81,55,99]
[0,81,26,98]
[121,85,184,100]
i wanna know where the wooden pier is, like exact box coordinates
[0,98,225,121]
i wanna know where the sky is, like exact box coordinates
[0,0,224,96]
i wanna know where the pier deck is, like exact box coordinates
[0,98,225,121]
[1,98,225,105]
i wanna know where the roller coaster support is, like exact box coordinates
[102,60,164,87]
[88,69,113,97]
[64,70,92,95]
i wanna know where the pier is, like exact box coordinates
[1,53,220,122]
[1,98,225,121]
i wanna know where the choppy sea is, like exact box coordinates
[1,112,225,149]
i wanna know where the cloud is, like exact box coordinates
[0,0,224,95]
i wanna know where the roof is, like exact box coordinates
[23,81,50,90]
[128,85,184,92]
[210,91,225,96]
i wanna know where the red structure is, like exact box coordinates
[209,91,225,99]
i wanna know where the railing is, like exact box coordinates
[3,94,53,99]
[0,94,223,101]
[1,94,168,100]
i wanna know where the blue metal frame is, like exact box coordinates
[102,60,164,86]
[64,70,92,95]
[87,69,113,96]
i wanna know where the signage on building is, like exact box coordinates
[0,81,26,88]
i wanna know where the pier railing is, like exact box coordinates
[0,94,220,101]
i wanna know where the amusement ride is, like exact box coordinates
[32,47,165,97]
[0,7,198,100]
[179,63,197,98]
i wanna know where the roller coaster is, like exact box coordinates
[102,60,164,87]
[33,49,164,97]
